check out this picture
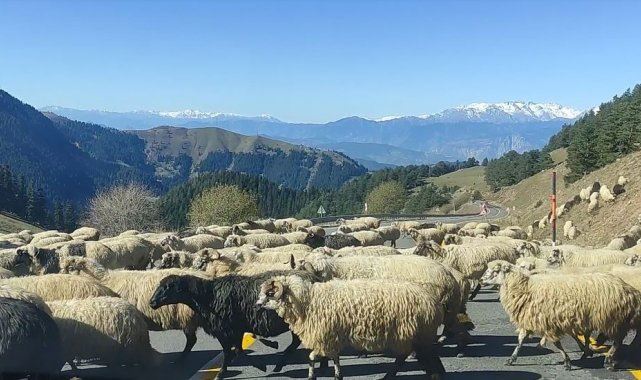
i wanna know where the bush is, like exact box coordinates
[365,181,407,214]
[83,183,161,237]
[404,184,451,213]
[187,185,259,226]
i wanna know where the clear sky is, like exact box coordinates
[1,0,640,123]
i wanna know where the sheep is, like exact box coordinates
[462,222,478,230]
[257,275,446,379]
[408,228,446,245]
[618,175,629,186]
[0,284,51,314]
[339,216,381,229]
[481,261,641,370]
[526,225,533,240]
[0,248,32,276]
[0,297,65,376]
[32,235,72,248]
[563,221,573,238]
[47,296,159,367]
[150,270,318,375]
[515,256,550,273]
[207,226,234,238]
[232,225,270,235]
[0,272,118,301]
[274,218,297,233]
[443,234,463,245]
[30,230,64,244]
[60,256,208,354]
[263,244,313,253]
[538,216,548,229]
[303,231,361,250]
[0,268,13,279]
[280,231,310,245]
[612,183,626,196]
[629,225,641,241]
[579,187,591,201]
[245,219,276,232]
[70,227,100,241]
[337,223,369,233]
[331,245,401,257]
[118,229,141,237]
[375,225,401,247]
[297,225,326,237]
[347,230,384,246]
[285,219,313,232]
[497,228,527,240]
[588,195,599,213]
[394,220,436,236]
[160,233,224,253]
[438,223,460,234]
[555,203,567,218]
[606,234,637,251]
[224,233,290,249]
[99,236,155,269]
[157,251,198,269]
[599,185,615,202]
[547,248,638,268]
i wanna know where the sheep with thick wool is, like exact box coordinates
[482,260,641,370]
[443,234,463,245]
[0,284,51,314]
[348,230,385,246]
[47,296,159,367]
[303,231,361,250]
[375,225,401,247]
[394,220,435,236]
[547,248,638,267]
[0,297,65,377]
[340,216,381,229]
[224,233,290,249]
[599,185,615,202]
[157,251,199,269]
[98,236,155,269]
[606,234,637,251]
[280,231,311,245]
[257,275,446,379]
[409,227,446,245]
[297,225,326,237]
[274,218,297,233]
[0,273,118,301]
[161,233,224,253]
[295,252,472,351]
[70,227,100,241]
[245,219,276,232]
[60,256,209,354]
[284,219,313,232]
[150,270,317,376]
[0,248,32,276]
[232,226,270,235]
[438,223,460,234]
[330,245,401,257]
[337,223,369,233]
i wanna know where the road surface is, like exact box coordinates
[61,210,641,380]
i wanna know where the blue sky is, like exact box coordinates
[1,0,640,123]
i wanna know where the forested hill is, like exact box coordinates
[132,126,366,190]
[0,89,366,203]
[545,84,641,182]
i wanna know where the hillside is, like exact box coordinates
[132,126,366,190]
[0,212,42,234]
[491,150,641,247]
[425,166,490,194]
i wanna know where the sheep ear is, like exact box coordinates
[273,281,284,299]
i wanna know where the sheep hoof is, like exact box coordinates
[456,352,465,358]
[505,357,516,366]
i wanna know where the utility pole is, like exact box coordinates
[550,171,557,246]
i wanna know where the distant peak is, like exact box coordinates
[421,101,582,123]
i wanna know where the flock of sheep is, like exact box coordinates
[1,212,641,379]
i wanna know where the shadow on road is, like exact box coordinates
[62,349,221,380]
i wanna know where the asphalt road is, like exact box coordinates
[61,209,640,379]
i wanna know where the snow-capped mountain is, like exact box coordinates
[376,102,582,124]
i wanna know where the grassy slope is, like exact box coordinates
[0,213,42,234]
[426,166,490,193]
[491,149,641,247]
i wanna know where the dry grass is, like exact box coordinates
[426,166,490,193]
[0,213,42,234]
[490,150,641,247]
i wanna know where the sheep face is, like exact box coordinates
[546,249,563,266]
[10,248,33,273]
[59,256,85,275]
[413,241,443,258]
[158,252,180,269]
[160,235,181,250]
[149,275,187,309]
[625,255,639,266]
[31,247,60,275]
[223,235,241,248]
[191,249,220,270]
[256,279,285,309]
[481,261,513,285]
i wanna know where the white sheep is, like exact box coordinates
[408,228,445,245]
[224,233,290,249]
[497,228,527,240]
[70,227,100,241]
[280,231,310,245]
[347,230,384,246]
[375,226,401,247]
[274,218,297,233]
[257,275,445,379]
[0,274,118,301]
[579,187,591,201]
[285,219,313,232]
[0,284,51,314]
[97,236,154,269]
[330,245,401,257]
[118,229,141,237]
[438,223,460,234]
[351,216,381,229]
[481,261,641,370]
[618,175,629,186]
[47,296,159,366]
[160,234,224,253]
[547,248,637,267]
[599,185,615,202]
[336,223,369,233]
[394,220,435,236]
[606,234,637,251]
[588,195,599,213]
[443,234,463,245]
[60,256,209,354]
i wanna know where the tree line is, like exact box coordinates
[0,165,78,231]
[484,150,553,191]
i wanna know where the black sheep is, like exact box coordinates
[303,231,361,249]
[149,270,315,377]
[0,297,65,377]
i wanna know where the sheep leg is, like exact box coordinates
[332,355,343,380]
[468,281,481,300]
[308,351,317,380]
[506,329,529,365]
[573,332,594,359]
[382,356,406,379]
[218,344,236,379]
[604,333,624,371]
[552,340,571,370]
[273,332,302,372]
[391,239,396,248]
[182,323,198,355]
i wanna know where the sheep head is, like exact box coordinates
[413,239,443,259]
[159,252,180,269]
[407,228,420,241]
[337,225,351,234]
[223,235,242,248]
[481,260,513,285]
[160,235,181,250]
[59,256,86,275]
[625,254,639,267]
[149,274,189,309]
[546,249,563,266]
[256,279,285,309]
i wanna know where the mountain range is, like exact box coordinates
[42,102,583,168]
[0,90,365,202]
